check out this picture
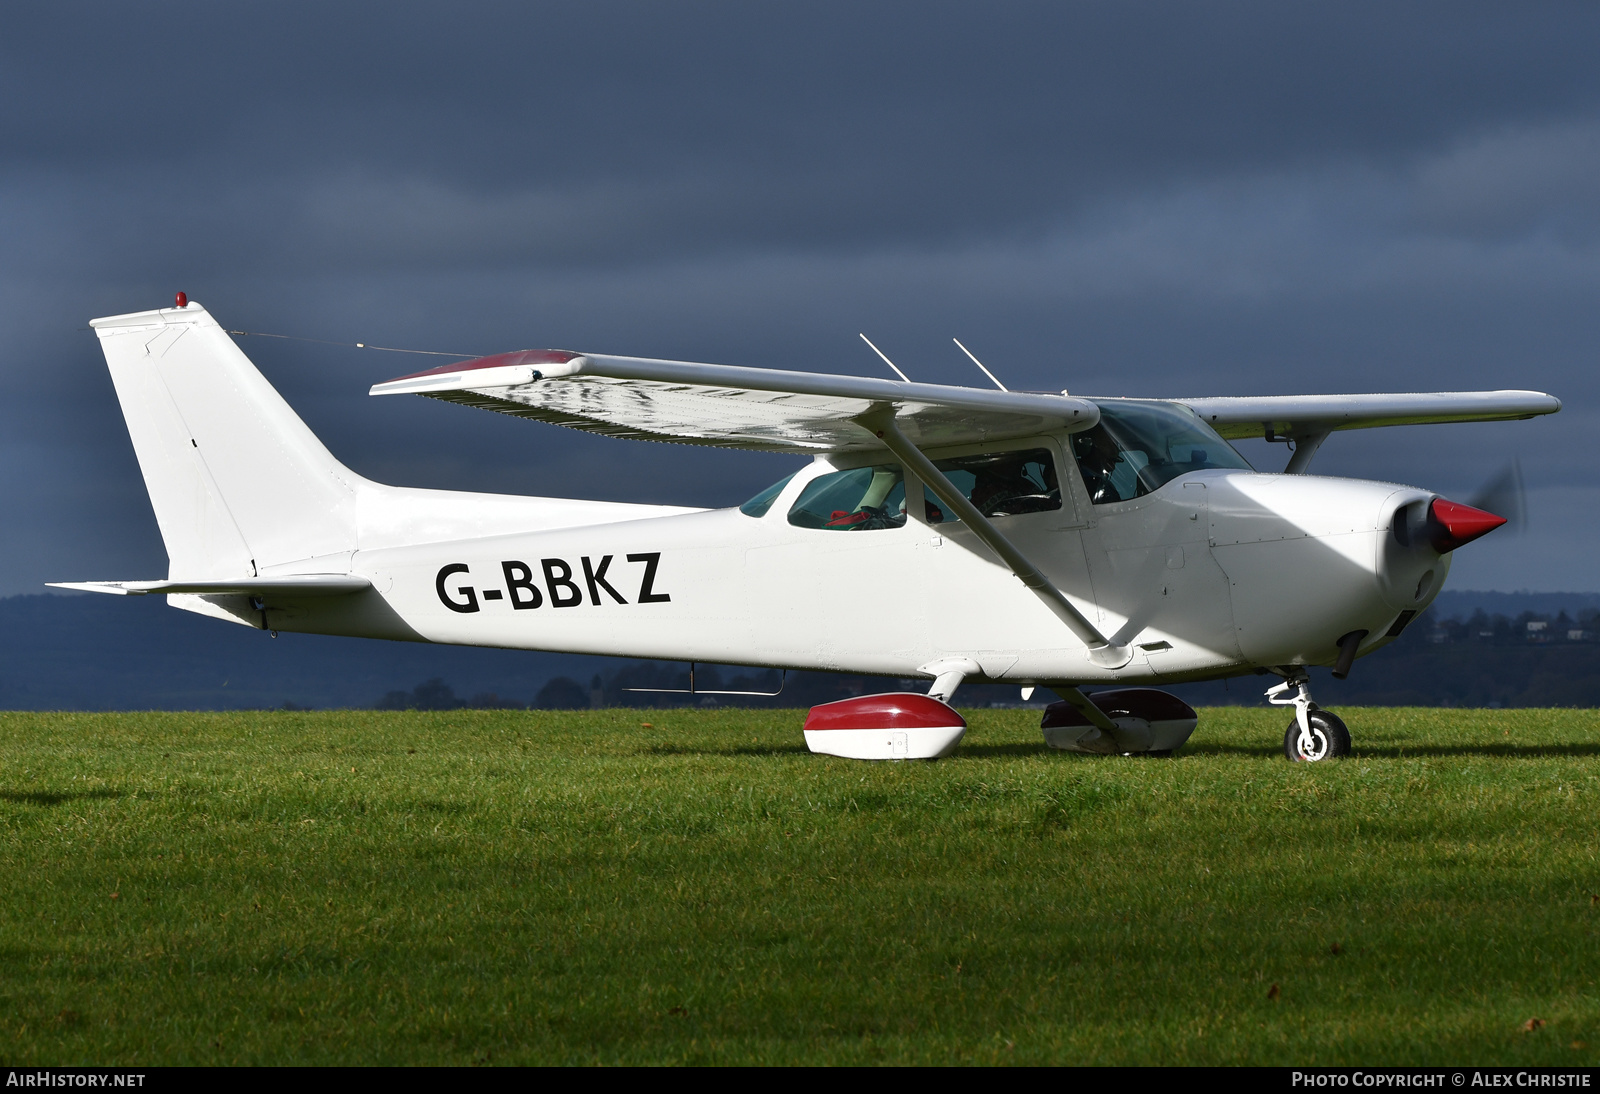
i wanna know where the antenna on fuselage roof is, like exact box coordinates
[953,338,1008,392]
[858,333,911,382]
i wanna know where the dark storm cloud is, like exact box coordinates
[10,1,1600,268]
[4,1,1600,592]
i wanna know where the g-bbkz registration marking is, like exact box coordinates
[435,553,670,614]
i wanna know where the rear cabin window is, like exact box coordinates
[787,465,908,530]
[1071,400,1252,504]
[924,449,1060,525]
[739,472,797,518]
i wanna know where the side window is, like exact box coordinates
[1070,425,1144,504]
[787,465,908,530]
[739,472,797,518]
[924,449,1060,524]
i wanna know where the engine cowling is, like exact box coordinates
[1041,688,1197,754]
[803,693,967,760]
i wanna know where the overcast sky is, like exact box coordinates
[5,1,1599,594]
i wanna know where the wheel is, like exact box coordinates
[1283,709,1351,762]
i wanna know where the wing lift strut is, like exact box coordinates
[1265,424,1332,475]
[855,406,1133,709]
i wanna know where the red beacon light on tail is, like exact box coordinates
[174,292,188,308]
[1428,498,1506,553]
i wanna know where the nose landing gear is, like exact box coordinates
[1267,671,1351,762]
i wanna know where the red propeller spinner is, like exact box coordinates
[1428,498,1507,553]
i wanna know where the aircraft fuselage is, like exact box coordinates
[234,440,1445,687]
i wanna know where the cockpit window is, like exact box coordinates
[739,472,797,518]
[924,449,1060,524]
[787,465,908,530]
[1071,400,1252,504]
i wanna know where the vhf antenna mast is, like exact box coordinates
[859,333,911,382]
[953,338,1007,391]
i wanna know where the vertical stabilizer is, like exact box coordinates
[91,301,360,579]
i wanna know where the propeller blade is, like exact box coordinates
[1467,458,1526,533]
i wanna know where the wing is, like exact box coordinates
[1176,391,1560,440]
[369,350,1100,452]
[370,349,1558,450]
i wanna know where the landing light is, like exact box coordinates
[1429,498,1506,553]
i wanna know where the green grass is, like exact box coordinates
[2,706,1598,1065]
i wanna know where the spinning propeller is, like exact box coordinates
[1422,459,1524,553]
[1466,459,1527,533]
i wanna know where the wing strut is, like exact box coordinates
[857,407,1132,669]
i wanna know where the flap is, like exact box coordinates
[370,350,1102,452]
[1177,391,1560,440]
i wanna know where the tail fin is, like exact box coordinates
[91,301,361,579]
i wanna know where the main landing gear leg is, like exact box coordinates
[1266,670,1351,762]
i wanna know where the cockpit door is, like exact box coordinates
[1072,471,1243,667]
[912,437,1099,669]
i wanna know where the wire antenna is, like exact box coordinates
[953,338,1008,391]
[225,329,481,358]
[859,333,911,382]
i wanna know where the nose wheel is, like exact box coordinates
[1267,671,1351,762]
[1282,709,1351,762]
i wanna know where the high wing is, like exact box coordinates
[1177,391,1560,441]
[369,350,1101,452]
[370,349,1560,451]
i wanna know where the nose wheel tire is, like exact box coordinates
[1283,709,1351,762]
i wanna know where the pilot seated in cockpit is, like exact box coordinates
[969,454,1059,517]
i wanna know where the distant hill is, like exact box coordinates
[0,593,617,711]
[5,589,1600,712]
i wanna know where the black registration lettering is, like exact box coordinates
[500,561,543,609]
[628,552,671,603]
[435,564,479,614]
[582,555,629,605]
[542,558,584,607]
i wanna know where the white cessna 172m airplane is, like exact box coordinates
[56,297,1559,763]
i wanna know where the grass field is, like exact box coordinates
[1,706,1598,1065]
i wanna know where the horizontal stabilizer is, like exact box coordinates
[48,576,372,597]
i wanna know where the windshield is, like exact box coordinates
[1070,400,1251,504]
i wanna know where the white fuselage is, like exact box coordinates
[243,433,1447,687]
